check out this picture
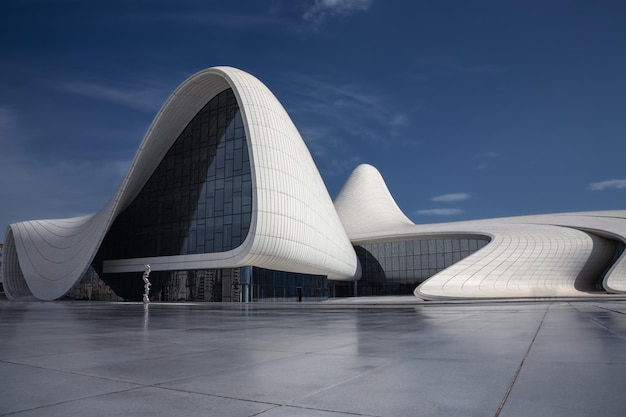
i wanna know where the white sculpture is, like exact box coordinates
[142,264,151,303]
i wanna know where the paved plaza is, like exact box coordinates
[2,298,626,416]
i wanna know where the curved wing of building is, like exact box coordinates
[412,221,617,299]
[487,211,626,295]
[3,67,359,301]
[405,212,626,299]
[3,209,115,301]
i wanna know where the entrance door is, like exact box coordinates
[222,269,232,302]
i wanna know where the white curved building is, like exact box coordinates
[3,67,626,301]
[3,67,359,302]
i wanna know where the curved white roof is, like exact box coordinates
[3,67,359,301]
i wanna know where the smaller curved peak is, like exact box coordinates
[334,164,414,239]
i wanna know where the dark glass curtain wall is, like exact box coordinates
[95,88,252,264]
[331,237,491,297]
[93,89,253,300]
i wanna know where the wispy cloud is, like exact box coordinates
[298,125,362,177]
[474,151,499,159]
[389,114,409,128]
[417,191,469,215]
[52,80,169,111]
[399,138,421,147]
[286,73,414,145]
[431,193,470,202]
[589,179,626,191]
[284,73,416,177]
[434,62,508,76]
[326,156,363,177]
[0,105,130,229]
[303,0,373,25]
[410,57,508,82]
[0,105,19,146]
[437,64,507,76]
[0,155,127,227]
[0,105,16,124]
[472,151,499,170]
[298,125,346,157]
[415,208,464,216]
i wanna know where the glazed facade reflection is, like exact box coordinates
[252,267,327,301]
[349,237,491,295]
[95,88,252,264]
[97,267,327,302]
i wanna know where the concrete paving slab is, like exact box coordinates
[500,362,626,417]
[75,348,301,385]
[292,357,519,417]
[2,299,626,417]
[160,353,394,404]
[5,386,274,417]
[0,361,139,415]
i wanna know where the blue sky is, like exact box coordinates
[1,0,625,236]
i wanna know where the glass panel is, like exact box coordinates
[95,89,253,262]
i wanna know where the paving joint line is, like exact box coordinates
[493,306,549,417]
[574,304,626,340]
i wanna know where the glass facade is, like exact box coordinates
[95,88,252,263]
[331,237,490,296]
[94,88,253,300]
[97,267,326,302]
[101,268,242,302]
[252,267,328,302]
